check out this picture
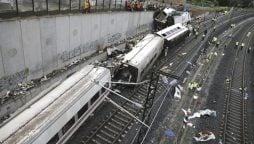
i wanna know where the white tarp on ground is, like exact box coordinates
[193,131,215,142]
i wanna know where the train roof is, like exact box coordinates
[0,65,110,144]
[122,34,164,67]
[163,7,176,16]
[156,23,189,41]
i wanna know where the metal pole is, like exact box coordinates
[46,0,49,13]
[59,0,61,11]
[70,0,72,11]
[79,0,81,11]
[32,0,35,13]
[15,0,19,15]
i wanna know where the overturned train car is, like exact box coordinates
[117,34,164,83]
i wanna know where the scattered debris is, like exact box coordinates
[174,85,182,99]
[244,93,248,100]
[186,70,191,75]
[188,109,217,119]
[169,79,178,86]
[181,52,187,56]
[181,108,192,116]
[193,130,215,142]
[196,87,202,92]
[162,76,169,84]
[113,89,121,93]
[193,95,198,99]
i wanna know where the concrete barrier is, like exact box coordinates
[0,11,153,92]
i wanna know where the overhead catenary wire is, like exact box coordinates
[93,80,143,108]
[105,96,150,128]
[99,80,149,85]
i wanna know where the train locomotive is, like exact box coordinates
[0,65,111,144]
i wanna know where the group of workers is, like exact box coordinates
[126,1,143,11]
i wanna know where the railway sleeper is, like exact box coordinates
[227,124,242,133]
[117,111,132,120]
[123,105,137,113]
[226,129,242,139]
[225,133,242,143]
[230,97,242,103]
[136,91,147,97]
[139,87,148,93]
[104,126,120,136]
[225,137,241,144]
[108,122,124,131]
[229,107,242,114]
[111,118,126,127]
[92,138,103,144]
[227,117,242,126]
[96,134,113,144]
[229,110,242,118]
[100,129,116,140]
[229,101,242,107]
[114,114,130,123]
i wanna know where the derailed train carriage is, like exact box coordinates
[116,23,189,83]
[116,34,164,83]
[156,23,190,46]
[0,65,111,144]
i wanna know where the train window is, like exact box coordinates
[47,133,59,144]
[162,33,167,37]
[78,103,88,118]
[91,92,100,104]
[62,117,75,135]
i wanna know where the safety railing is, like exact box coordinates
[0,0,139,18]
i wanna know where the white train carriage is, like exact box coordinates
[156,23,189,46]
[173,11,191,26]
[0,65,111,144]
[117,34,164,83]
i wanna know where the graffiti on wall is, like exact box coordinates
[0,69,28,91]
[59,24,151,62]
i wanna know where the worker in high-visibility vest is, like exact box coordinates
[241,43,245,50]
[212,37,217,44]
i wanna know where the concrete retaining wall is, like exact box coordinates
[0,11,153,91]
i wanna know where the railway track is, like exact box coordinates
[72,14,227,144]
[220,23,254,144]
[71,11,253,144]
[82,32,207,144]
[83,80,165,144]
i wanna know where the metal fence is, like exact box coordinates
[0,0,129,18]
